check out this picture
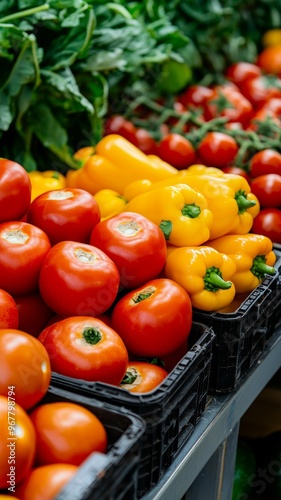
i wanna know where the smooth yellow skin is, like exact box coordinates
[207,234,276,293]
[183,164,225,176]
[28,170,66,201]
[164,246,237,311]
[94,189,127,219]
[123,183,213,247]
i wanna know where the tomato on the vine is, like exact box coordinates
[249,149,281,178]
[38,316,128,384]
[251,208,281,244]
[0,159,31,223]
[239,75,281,108]
[250,174,281,208]
[0,396,36,488]
[197,131,239,168]
[177,84,214,109]
[203,83,253,127]
[0,221,51,296]
[26,188,101,245]
[120,361,168,393]
[221,166,251,182]
[0,329,51,410]
[133,128,158,155]
[30,402,107,466]
[111,278,192,358]
[39,241,120,317]
[104,115,137,144]
[16,464,78,500]
[225,62,261,86]
[158,133,196,169]
[0,289,18,329]
[90,212,167,289]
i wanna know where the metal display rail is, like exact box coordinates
[143,324,281,500]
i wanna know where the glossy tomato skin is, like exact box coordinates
[133,128,158,155]
[38,316,128,384]
[204,84,253,127]
[177,84,214,108]
[111,278,193,358]
[120,361,168,393]
[239,75,281,108]
[0,396,36,489]
[0,221,51,296]
[0,329,51,410]
[257,44,281,75]
[251,208,281,244]
[225,62,261,86]
[39,241,120,317]
[250,174,281,207]
[104,115,137,144]
[15,292,54,337]
[0,289,19,329]
[15,464,78,500]
[0,159,31,223]
[90,212,167,289]
[249,149,281,178]
[221,166,251,183]
[30,402,107,466]
[197,132,239,168]
[26,188,101,245]
[158,133,196,169]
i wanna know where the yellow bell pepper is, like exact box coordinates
[94,189,127,220]
[183,164,225,176]
[28,170,66,201]
[122,183,213,247]
[164,246,237,311]
[207,233,276,293]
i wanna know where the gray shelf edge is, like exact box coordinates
[143,324,281,500]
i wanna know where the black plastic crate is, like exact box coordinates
[51,322,214,497]
[192,249,281,394]
[37,386,146,500]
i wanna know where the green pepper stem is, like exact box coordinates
[182,203,201,218]
[82,327,102,345]
[235,190,257,214]
[204,266,232,292]
[251,255,276,280]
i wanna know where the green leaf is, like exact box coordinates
[0,91,13,130]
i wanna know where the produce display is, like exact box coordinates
[1,1,281,499]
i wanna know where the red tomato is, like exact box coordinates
[0,396,36,488]
[225,62,261,86]
[221,166,251,183]
[197,132,239,168]
[160,340,188,372]
[247,107,281,132]
[0,289,18,329]
[250,174,281,207]
[0,159,31,223]
[39,241,120,317]
[203,84,253,127]
[30,402,107,466]
[90,212,167,289]
[133,128,158,155]
[177,84,214,108]
[251,208,281,244]
[15,464,78,500]
[239,75,281,108]
[15,292,54,337]
[38,316,128,384]
[0,221,51,296]
[257,44,281,75]
[104,115,137,144]
[120,361,168,393]
[111,278,192,358]
[0,329,51,410]
[26,188,101,245]
[157,133,196,169]
[249,149,281,178]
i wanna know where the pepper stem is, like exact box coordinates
[82,327,102,345]
[204,266,232,292]
[181,203,201,218]
[235,190,257,214]
[251,255,276,279]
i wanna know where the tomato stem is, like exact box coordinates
[132,286,155,303]
[82,327,102,345]
[121,368,138,385]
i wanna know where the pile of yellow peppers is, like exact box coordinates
[37,134,278,313]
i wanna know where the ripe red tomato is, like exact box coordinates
[239,75,281,108]
[0,395,36,489]
[0,221,51,296]
[197,132,239,168]
[0,289,18,329]
[257,44,281,75]
[38,316,128,384]
[203,83,253,127]
[30,402,107,466]
[133,128,158,155]
[90,212,167,289]
[15,464,78,500]
[120,361,168,393]
[0,159,31,223]
[26,188,101,245]
[111,278,192,358]
[39,241,120,317]
[249,149,281,178]
[0,329,51,410]
[104,115,137,144]
[157,133,196,169]
[15,292,54,337]
[225,62,261,86]
[177,84,214,108]
[221,166,251,183]
[251,208,281,243]
[250,174,281,207]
